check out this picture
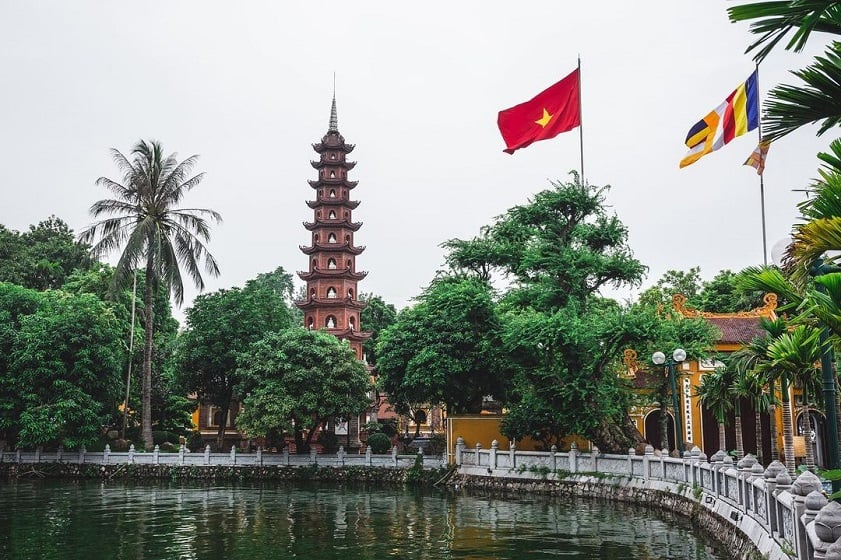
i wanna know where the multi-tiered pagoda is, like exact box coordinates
[296,96,372,362]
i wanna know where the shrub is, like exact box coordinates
[317,430,339,454]
[378,419,398,438]
[367,432,391,454]
[152,431,180,446]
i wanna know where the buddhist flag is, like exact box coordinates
[679,70,759,168]
[497,68,581,154]
[744,140,771,175]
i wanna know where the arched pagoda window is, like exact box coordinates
[326,287,337,299]
[326,316,337,328]
[317,211,322,218]
[347,288,354,299]
[346,259,352,270]
[328,210,336,220]
[328,233,337,244]
[349,316,356,330]
[312,259,317,270]
[344,234,350,244]
[330,153,336,160]
[329,189,336,198]
[307,317,314,329]
[344,211,349,219]
[328,258,337,270]
[310,287,315,297]
[330,170,335,178]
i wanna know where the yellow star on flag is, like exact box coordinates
[535,108,553,128]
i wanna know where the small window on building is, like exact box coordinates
[310,287,316,297]
[327,287,337,299]
[345,235,350,244]
[344,211,349,219]
[307,317,314,329]
[330,153,336,160]
[312,259,317,270]
[317,211,322,219]
[330,170,336,178]
[346,259,352,270]
[328,233,337,244]
[329,189,336,198]
[328,210,336,220]
[326,316,336,328]
[327,258,337,270]
[348,288,354,299]
[349,316,356,330]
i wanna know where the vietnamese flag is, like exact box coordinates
[497,68,581,154]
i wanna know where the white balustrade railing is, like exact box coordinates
[453,437,841,560]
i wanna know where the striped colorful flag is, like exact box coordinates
[679,70,759,168]
[744,140,771,175]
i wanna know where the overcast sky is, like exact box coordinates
[0,1,834,321]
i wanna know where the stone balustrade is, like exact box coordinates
[1,444,445,470]
[454,438,841,560]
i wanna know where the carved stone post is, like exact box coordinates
[550,444,557,473]
[309,446,316,465]
[338,446,345,466]
[283,447,289,466]
[812,501,841,560]
[365,445,372,466]
[391,445,398,467]
[103,444,111,465]
[455,437,465,466]
[152,445,159,465]
[642,444,654,481]
[569,441,578,474]
[792,470,824,560]
[510,441,517,470]
[204,444,211,466]
[490,440,498,471]
[230,445,237,465]
[128,444,135,465]
[256,446,263,466]
[628,447,635,478]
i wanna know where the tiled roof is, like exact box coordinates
[705,316,765,345]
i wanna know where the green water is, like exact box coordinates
[0,480,728,559]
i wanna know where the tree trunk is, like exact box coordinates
[718,422,726,453]
[781,378,796,476]
[768,380,779,461]
[216,403,230,451]
[802,384,815,471]
[589,414,644,454]
[734,398,744,460]
[141,254,155,451]
[658,406,669,453]
[755,411,764,465]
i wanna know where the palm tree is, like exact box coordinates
[697,368,733,452]
[728,2,841,140]
[80,140,221,449]
[766,325,820,474]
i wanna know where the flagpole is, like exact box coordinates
[577,55,585,184]
[756,63,768,266]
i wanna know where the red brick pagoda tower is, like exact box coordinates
[296,95,372,362]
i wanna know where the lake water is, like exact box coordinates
[0,480,728,559]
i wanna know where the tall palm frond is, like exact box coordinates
[763,42,841,140]
[728,1,841,62]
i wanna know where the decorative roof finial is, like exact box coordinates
[329,73,338,132]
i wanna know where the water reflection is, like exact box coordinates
[0,481,726,559]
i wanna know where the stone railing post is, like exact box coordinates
[34,446,41,464]
[365,445,372,466]
[455,437,465,466]
[179,444,185,465]
[391,445,398,467]
[628,447,635,477]
[591,445,600,473]
[642,444,654,481]
[56,445,64,462]
[153,445,160,465]
[16,448,21,464]
[792,470,823,560]
[763,461,783,533]
[230,446,237,465]
[510,441,517,470]
[489,440,498,471]
[474,443,482,467]
[256,446,263,466]
[569,441,578,474]
[283,447,289,466]
[78,445,86,465]
[803,489,827,558]
[309,447,317,465]
[550,444,557,473]
[737,454,756,507]
[128,444,135,464]
[338,446,345,466]
[204,444,211,465]
[103,444,111,465]
[810,501,841,559]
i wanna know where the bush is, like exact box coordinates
[378,419,398,438]
[367,432,391,454]
[152,431,180,446]
[317,430,339,454]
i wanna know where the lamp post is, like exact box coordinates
[652,348,687,455]
[810,258,841,494]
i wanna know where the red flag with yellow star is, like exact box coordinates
[497,68,581,154]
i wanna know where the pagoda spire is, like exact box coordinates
[328,85,338,132]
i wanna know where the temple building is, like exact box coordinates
[295,95,373,448]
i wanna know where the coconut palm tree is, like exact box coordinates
[80,140,221,449]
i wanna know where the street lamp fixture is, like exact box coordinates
[652,348,687,455]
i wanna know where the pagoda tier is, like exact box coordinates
[312,141,355,154]
[308,179,359,189]
[299,242,365,255]
[303,219,362,231]
[307,199,360,209]
[297,268,368,281]
[311,160,357,170]
[326,328,372,343]
[295,296,368,310]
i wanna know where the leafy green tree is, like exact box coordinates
[359,293,397,367]
[637,267,703,310]
[0,217,92,290]
[376,275,510,416]
[698,269,766,313]
[697,367,735,452]
[176,267,297,448]
[81,140,222,449]
[236,328,372,453]
[0,283,124,448]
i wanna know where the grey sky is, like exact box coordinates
[0,1,833,320]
